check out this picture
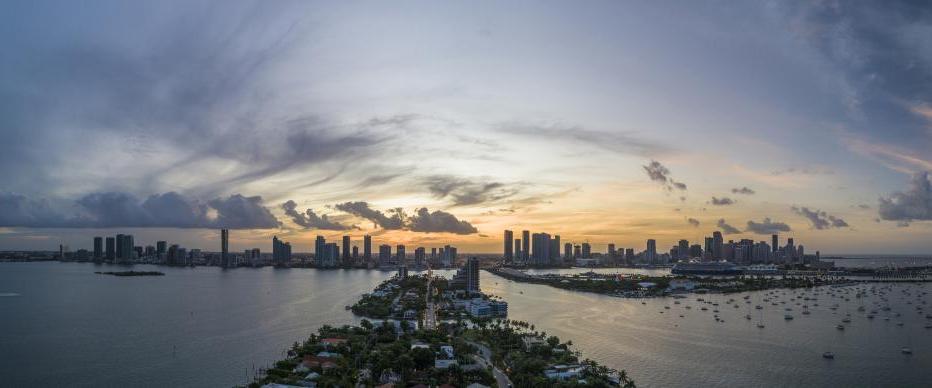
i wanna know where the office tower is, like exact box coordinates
[646,239,657,263]
[156,241,167,255]
[105,237,115,261]
[574,244,581,258]
[363,235,372,261]
[521,230,530,262]
[549,237,560,265]
[712,231,723,259]
[466,257,480,293]
[379,244,392,266]
[786,238,796,261]
[396,244,406,264]
[504,230,514,261]
[514,239,521,262]
[677,239,689,259]
[771,234,778,253]
[115,234,125,259]
[608,243,616,257]
[625,248,634,263]
[581,242,591,259]
[564,242,573,260]
[220,229,230,267]
[342,236,351,261]
[690,244,703,258]
[415,247,425,267]
[315,236,326,264]
[93,237,103,259]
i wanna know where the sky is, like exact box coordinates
[1,0,931,255]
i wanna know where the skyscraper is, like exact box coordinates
[221,229,229,268]
[504,230,514,261]
[272,236,292,265]
[396,244,406,264]
[514,239,521,262]
[521,230,530,262]
[646,239,657,263]
[551,235,561,264]
[363,235,372,261]
[315,236,326,264]
[712,231,723,259]
[466,257,480,293]
[105,237,115,261]
[379,244,391,266]
[772,234,778,253]
[342,235,351,261]
[115,234,125,259]
[93,237,102,259]
[581,242,591,259]
[564,242,573,260]
[608,243,616,257]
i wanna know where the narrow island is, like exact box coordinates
[248,264,635,387]
[94,271,165,277]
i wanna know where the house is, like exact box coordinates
[379,369,401,384]
[301,355,338,369]
[320,338,347,348]
[522,335,545,350]
[435,345,457,369]
[316,351,340,358]
[544,364,586,380]
[439,345,454,359]
[410,341,430,350]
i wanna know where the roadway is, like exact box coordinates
[467,340,512,388]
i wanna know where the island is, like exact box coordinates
[94,271,165,277]
[248,266,635,387]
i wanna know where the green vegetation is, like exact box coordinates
[249,321,495,387]
[351,275,430,319]
[94,271,164,277]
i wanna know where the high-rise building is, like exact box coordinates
[646,239,657,263]
[116,234,134,262]
[581,242,591,259]
[220,229,230,268]
[677,239,689,259]
[414,247,426,268]
[352,246,359,260]
[363,235,372,261]
[379,244,392,266]
[396,244,406,264]
[504,230,514,261]
[466,257,480,293]
[712,231,723,259]
[514,239,521,262]
[564,242,573,260]
[530,233,551,266]
[272,236,292,265]
[771,234,778,253]
[574,244,581,258]
[93,237,103,259]
[105,237,115,261]
[521,230,530,262]
[115,234,125,259]
[608,243,616,257]
[342,236,351,261]
[551,235,561,264]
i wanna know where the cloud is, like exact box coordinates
[731,186,755,195]
[717,219,741,234]
[878,171,932,222]
[333,201,477,234]
[0,192,279,229]
[423,175,520,207]
[281,200,352,230]
[333,202,406,230]
[791,206,849,230]
[745,218,792,234]
[642,160,687,191]
[710,197,735,206]
[407,208,478,234]
[501,123,671,158]
[687,218,700,227]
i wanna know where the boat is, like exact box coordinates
[757,323,765,328]
[671,261,741,275]
[745,314,752,320]
[784,314,794,320]
[836,325,845,330]
[823,352,835,359]
[902,347,912,355]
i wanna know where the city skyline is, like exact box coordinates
[2,1,932,254]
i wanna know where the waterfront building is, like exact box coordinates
[220,229,230,268]
[363,235,372,261]
[581,242,591,259]
[564,242,573,261]
[379,244,392,267]
[514,239,521,263]
[466,257,480,293]
[396,244,406,264]
[105,237,115,261]
[93,237,102,259]
[414,247,425,268]
[645,239,657,264]
[712,231,723,259]
[272,236,292,265]
[521,230,530,262]
[772,234,778,253]
[315,236,326,264]
[504,230,513,261]
[342,236,351,262]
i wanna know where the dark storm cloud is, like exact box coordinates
[281,200,352,231]
[423,175,520,207]
[791,206,849,230]
[407,208,478,234]
[717,219,741,234]
[642,160,687,191]
[501,123,671,158]
[0,192,279,229]
[710,197,735,206]
[777,1,932,141]
[878,172,932,222]
[731,187,755,195]
[333,201,477,234]
[745,218,792,234]
[333,202,406,230]
[687,218,701,227]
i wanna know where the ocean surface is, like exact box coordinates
[1,262,931,387]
